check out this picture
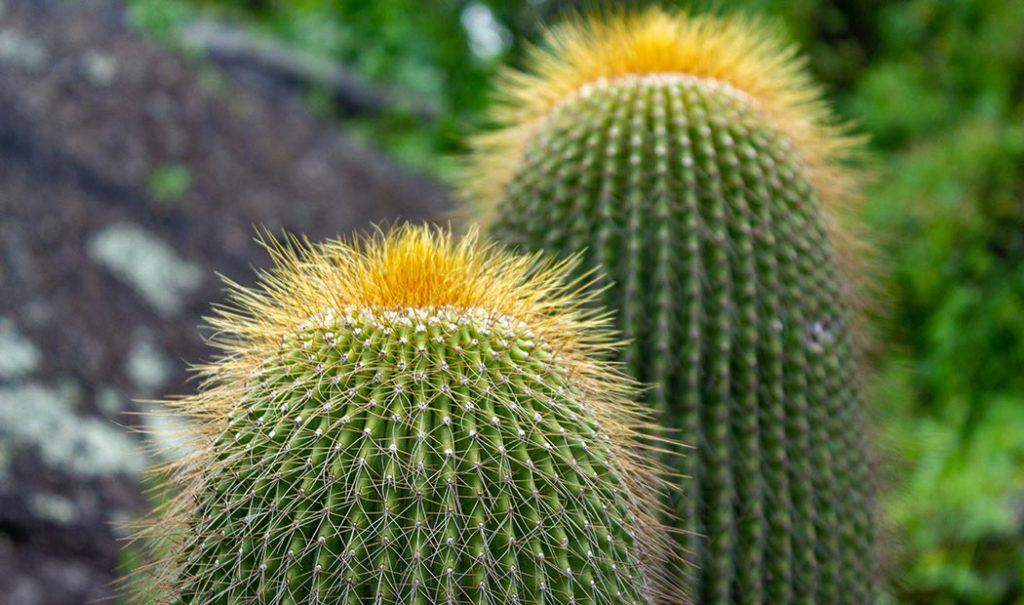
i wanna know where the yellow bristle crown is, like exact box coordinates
[208,224,622,363]
[462,7,862,228]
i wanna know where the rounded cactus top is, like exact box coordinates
[130,225,679,605]
[210,224,622,358]
[464,8,859,227]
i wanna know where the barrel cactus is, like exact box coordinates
[464,10,876,604]
[129,225,677,605]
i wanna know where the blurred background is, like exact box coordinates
[0,0,1021,603]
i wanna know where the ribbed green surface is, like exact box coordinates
[490,74,875,604]
[172,307,651,605]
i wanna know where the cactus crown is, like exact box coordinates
[130,225,677,604]
[465,8,858,231]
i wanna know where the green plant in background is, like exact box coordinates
[148,164,192,204]
[859,63,1024,604]
[128,225,678,604]
[127,0,193,41]
[464,10,876,604]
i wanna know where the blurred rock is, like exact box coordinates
[88,222,203,318]
[0,0,451,602]
[124,338,173,393]
[0,382,145,478]
[0,316,40,380]
[79,48,116,87]
[0,27,46,72]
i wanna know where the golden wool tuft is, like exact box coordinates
[210,224,618,365]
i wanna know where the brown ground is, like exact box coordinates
[0,0,451,602]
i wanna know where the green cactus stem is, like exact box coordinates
[465,10,877,605]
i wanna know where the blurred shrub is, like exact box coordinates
[868,118,1024,603]
[856,3,1024,602]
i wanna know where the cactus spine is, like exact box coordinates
[130,226,677,605]
[465,10,876,605]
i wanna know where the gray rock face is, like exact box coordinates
[0,0,451,602]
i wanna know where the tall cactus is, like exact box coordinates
[464,10,876,604]
[128,225,678,605]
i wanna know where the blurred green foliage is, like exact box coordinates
[125,0,1024,602]
[147,164,192,204]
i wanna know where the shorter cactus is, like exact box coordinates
[128,225,677,605]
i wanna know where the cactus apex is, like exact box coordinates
[463,8,861,230]
[207,224,629,371]
[127,224,682,604]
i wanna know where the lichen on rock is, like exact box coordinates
[88,222,203,317]
[0,316,41,381]
[0,383,145,478]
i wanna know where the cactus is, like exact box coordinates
[129,225,678,605]
[464,10,876,605]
